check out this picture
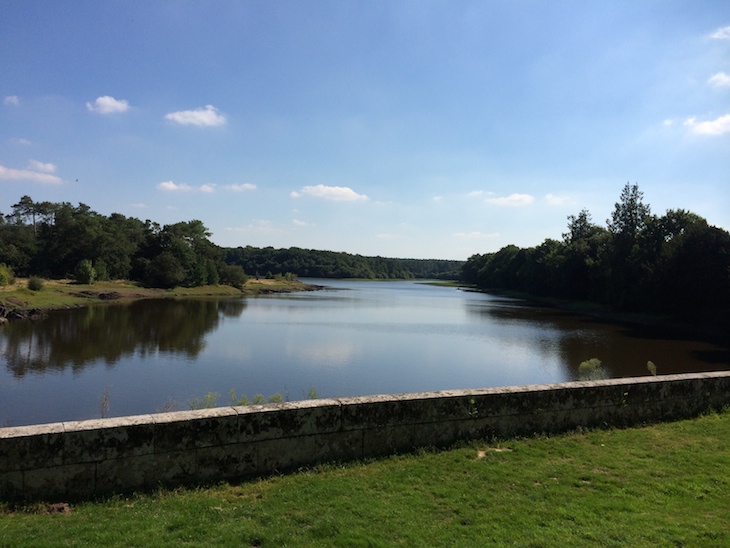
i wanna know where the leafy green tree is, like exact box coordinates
[74,259,96,284]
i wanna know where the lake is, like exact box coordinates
[1,279,728,427]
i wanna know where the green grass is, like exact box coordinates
[2,410,729,546]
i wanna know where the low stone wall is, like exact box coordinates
[2,371,729,501]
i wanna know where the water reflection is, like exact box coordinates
[466,296,730,380]
[1,299,246,377]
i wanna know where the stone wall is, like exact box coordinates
[2,371,729,501]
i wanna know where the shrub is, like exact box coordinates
[0,263,15,286]
[74,259,97,284]
[578,358,607,381]
[27,276,44,291]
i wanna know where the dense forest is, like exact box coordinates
[224,246,462,280]
[462,183,730,324]
[0,196,462,288]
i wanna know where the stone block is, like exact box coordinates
[257,435,318,473]
[312,430,363,462]
[0,470,24,500]
[62,415,155,463]
[0,423,65,472]
[362,424,414,457]
[153,407,240,452]
[195,443,258,482]
[236,399,342,442]
[23,463,95,500]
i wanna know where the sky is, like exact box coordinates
[1,1,729,260]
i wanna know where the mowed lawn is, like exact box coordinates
[1,409,729,547]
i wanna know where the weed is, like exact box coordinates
[578,358,607,381]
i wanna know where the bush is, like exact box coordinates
[578,358,607,381]
[74,259,97,284]
[27,276,44,291]
[0,263,15,286]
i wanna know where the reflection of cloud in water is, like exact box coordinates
[289,341,357,368]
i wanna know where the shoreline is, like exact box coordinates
[0,278,323,323]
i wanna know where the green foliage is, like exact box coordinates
[74,259,97,284]
[0,263,15,286]
[27,276,44,291]
[224,245,463,280]
[647,361,657,376]
[218,263,248,289]
[187,392,220,410]
[461,183,730,323]
[578,358,607,381]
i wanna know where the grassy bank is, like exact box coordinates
[0,278,317,314]
[1,410,728,546]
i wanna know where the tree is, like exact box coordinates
[607,183,651,241]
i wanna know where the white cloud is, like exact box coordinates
[485,193,534,206]
[432,195,443,203]
[200,184,216,193]
[131,203,148,209]
[227,220,282,234]
[225,183,257,192]
[544,193,570,206]
[708,72,730,88]
[86,95,130,114]
[684,114,730,135]
[4,96,19,106]
[291,184,368,202]
[710,26,730,40]
[466,190,487,198]
[165,105,226,127]
[293,219,313,227]
[158,180,192,191]
[27,160,57,173]
[0,163,63,184]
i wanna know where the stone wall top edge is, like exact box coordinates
[1,371,727,433]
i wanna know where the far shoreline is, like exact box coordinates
[0,278,323,323]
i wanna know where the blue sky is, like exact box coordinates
[1,1,729,260]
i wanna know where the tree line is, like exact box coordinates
[224,246,463,280]
[0,196,463,288]
[461,183,730,324]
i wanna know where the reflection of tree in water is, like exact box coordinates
[466,299,730,380]
[1,299,247,377]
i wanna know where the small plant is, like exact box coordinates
[307,386,319,400]
[0,263,15,286]
[27,276,44,291]
[268,393,283,403]
[187,392,220,409]
[99,386,111,418]
[578,358,608,381]
[647,361,657,376]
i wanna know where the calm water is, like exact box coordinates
[1,279,728,426]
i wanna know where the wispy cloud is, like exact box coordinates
[0,163,62,184]
[4,95,19,106]
[291,184,369,202]
[86,95,130,114]
[293,219,313,227]
[27,160,57,174]
[165,105,226,127]
[708,72,730,88]
[684,114,730,135]
[158,181,193,191]
[226,220,282,234]
[544,193,571,206]
[225,183,257,192]
[485,193,534,206]
[158,180,218,192]
[710,25,730,40]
